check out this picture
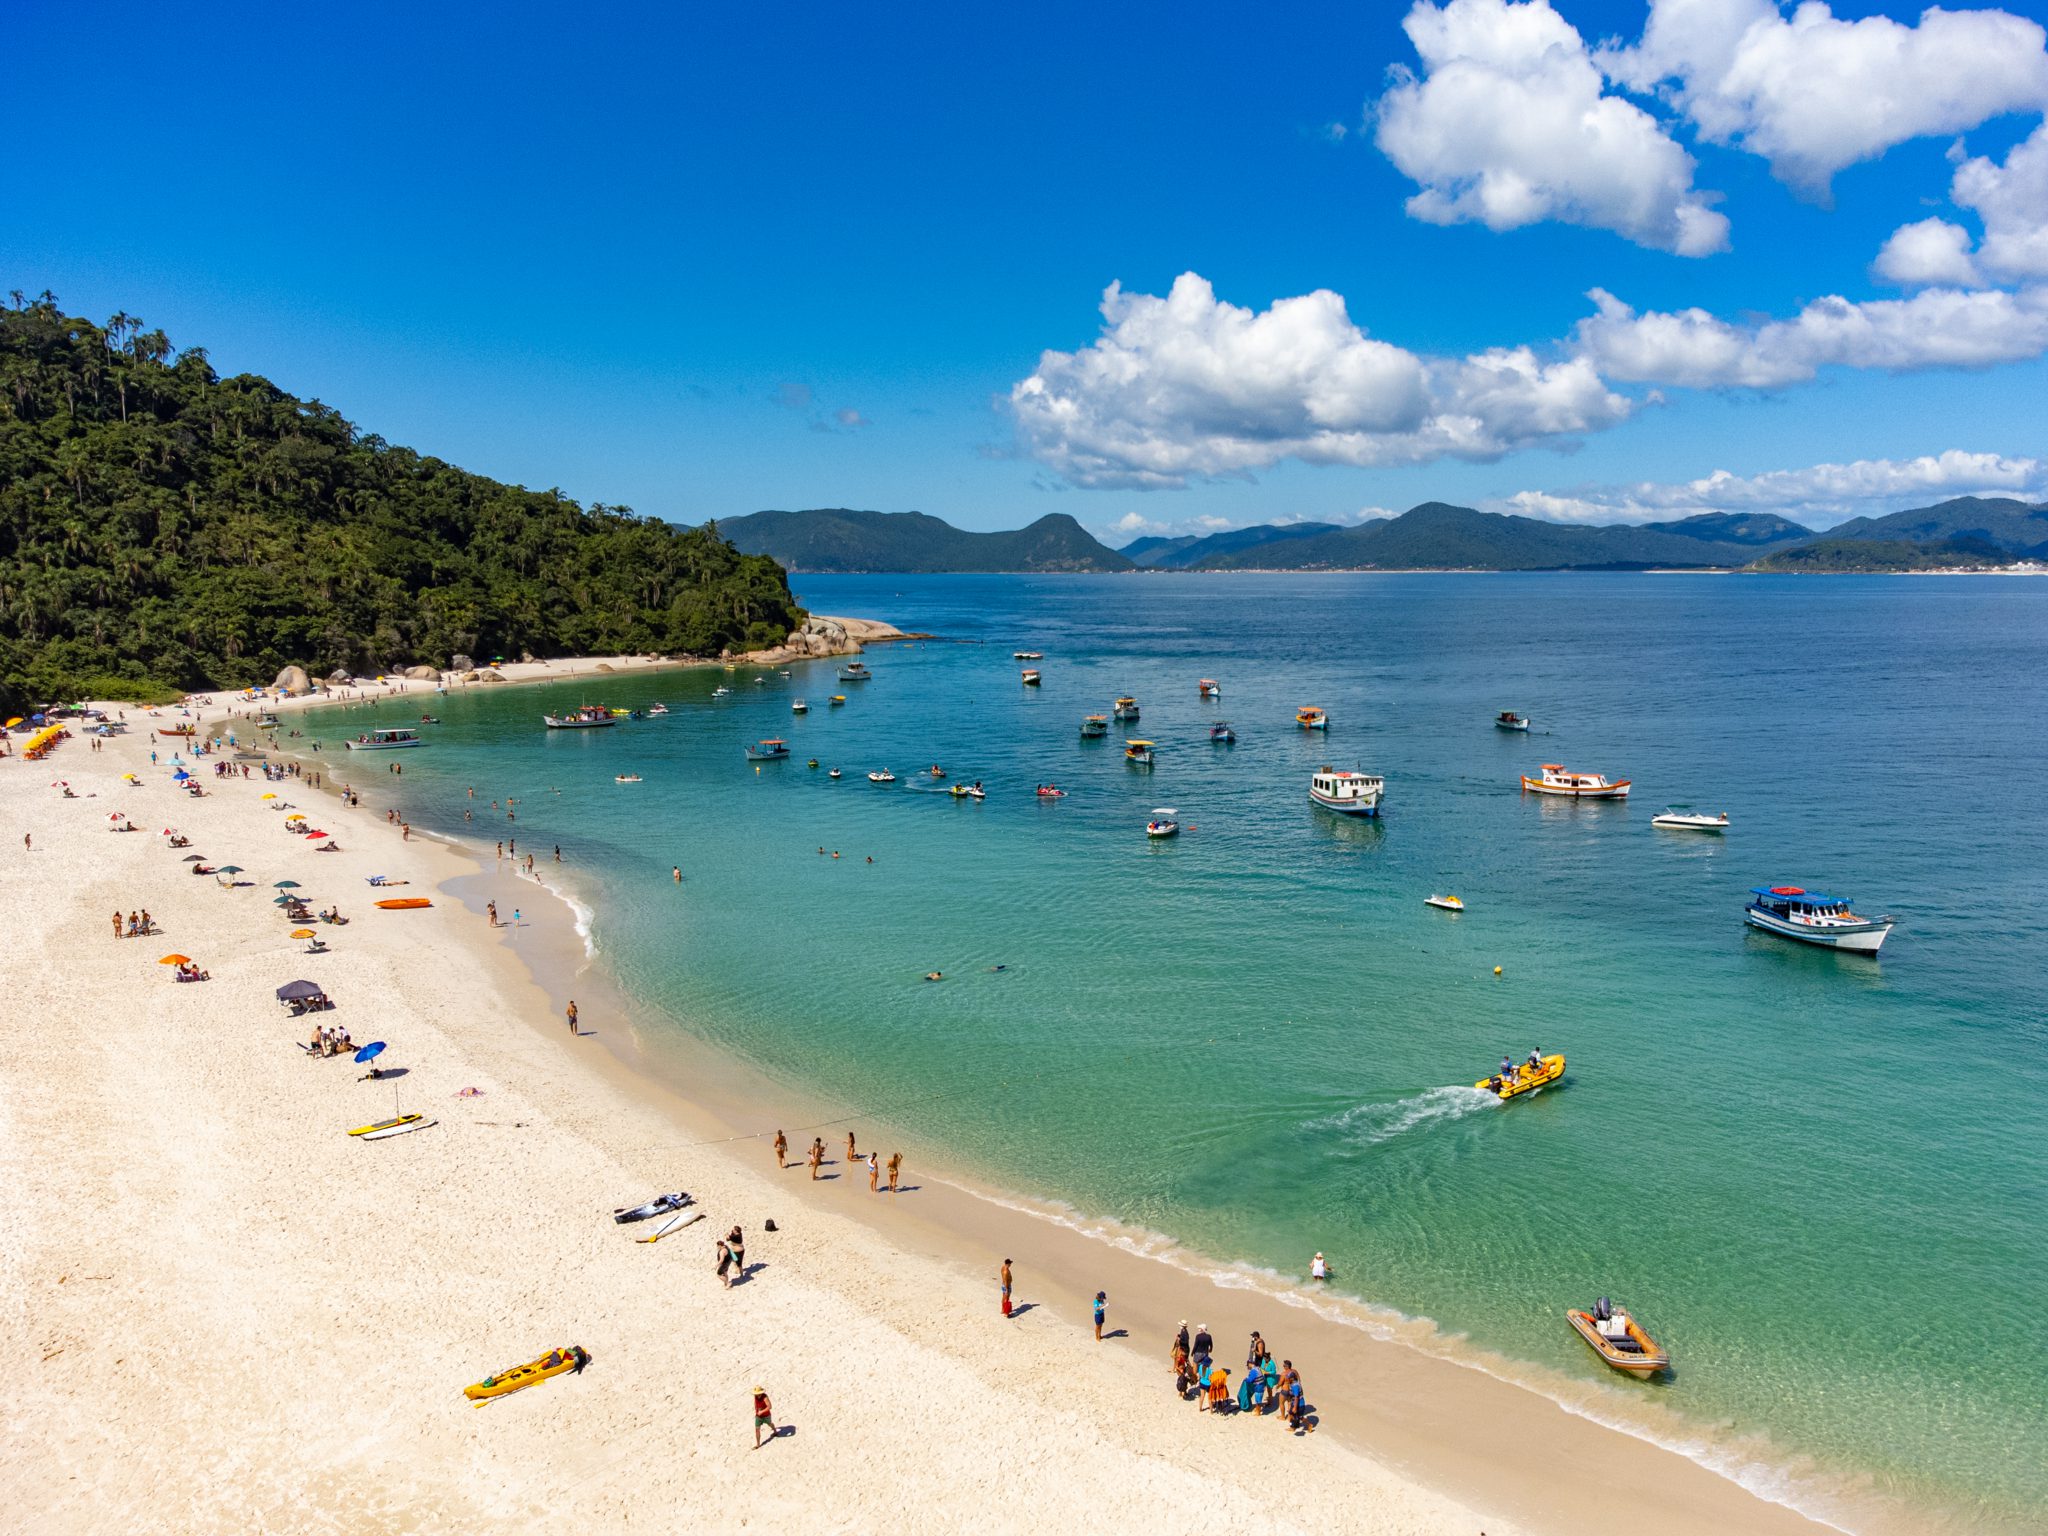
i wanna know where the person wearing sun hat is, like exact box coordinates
[752,1386,777,1448]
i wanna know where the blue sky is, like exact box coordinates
[6,0,2046,536]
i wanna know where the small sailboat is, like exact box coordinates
[1296,706,1328,730]
[1146,808,1180,838]
[1495,711,1530,731]
[1652,805,1729,831]
[1424,894,1464,912]
[1567,1299,1670,1379]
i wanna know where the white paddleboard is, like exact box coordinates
[639,1209,705,1244]
[360,1117,437,1142]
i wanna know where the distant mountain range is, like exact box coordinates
[713,508,1132,572]
[709,497,2048,575]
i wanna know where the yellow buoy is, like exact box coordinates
[1494,966,1503,975]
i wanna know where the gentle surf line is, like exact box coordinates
[928,1172,1869,1536]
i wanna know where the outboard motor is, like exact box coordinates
[1594,1297,1614,1322]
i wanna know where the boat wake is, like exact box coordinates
[1309,1085,1499,1147]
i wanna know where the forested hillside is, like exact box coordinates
[0,295,801,709]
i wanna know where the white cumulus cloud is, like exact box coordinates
[1955,122,2048,281]
[1376,0,1728,255]
[1873,218,1981,287]
[1503,449,2047,528]
[1008,273,1634,490]
[1576,283,2048,387]
[1600,0,2048,197]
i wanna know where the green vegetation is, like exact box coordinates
[0,295,801,712]
[716,508,1134,572]
[1747,537,2008,573]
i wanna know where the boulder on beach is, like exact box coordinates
[401,665,439,681]
[595,662,615,673]
[272,665,312,696]
[479,669,508,682]
[327,668,353,685]
[450,653,475,673]
[519,650,536,665]
[461,669,481,682]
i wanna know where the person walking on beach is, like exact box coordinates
[487,901,497,927]
[1000,1259,1013,1318]
[716,1239,733,1288]
[866,1151,879,1192]
[566,1000,578,1036]
[727,1225,745,1277]
[887,1152,901,1192]
[512,908,521,927]
[752,1387,777,1448]
[807,1139,822,1181]
[1094,1291,1107,1341]
[773,1129,788,1168]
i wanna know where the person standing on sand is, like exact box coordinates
[1191,1325,1213,1366]
[566,1000,578,1035]
[487,901,497,927]
[1094,1291,1107,1341]
[727,1225,746,1277]
[887,1152,901,1192]
[773,1130,788,1168]
[112,910,122,940]
[867,1151,879,1191]
[512,909,520,927]
[808,1140,822,1181]
[1000,1259,1013,1318]
[846,1129,858,1165]
[716,1239,733,1288]
[23,833,29,851]
[752,1387,777,1448]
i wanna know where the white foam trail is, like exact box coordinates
[1310,1085,1500,1145]
[924,1173,1870,1536]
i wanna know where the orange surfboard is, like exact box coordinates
[374,897,433,910]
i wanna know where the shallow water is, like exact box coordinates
[307,573,2048,1531]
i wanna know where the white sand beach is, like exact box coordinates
[1,692,1850,1535]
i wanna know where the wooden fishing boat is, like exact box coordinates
[1020,669,1041,686]
[464,1345,590,1402]
[1296,706,1328,730]
[1567,1301,1669,1378]
[1495,711,1530,731]
[1522,764,1629,798]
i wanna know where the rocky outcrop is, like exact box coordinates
[450,653,475,673]
[401,665,439,681]
[479,669,508,682]
[272,665,312,696]
[461,669,481,682]
[728,614,907,666]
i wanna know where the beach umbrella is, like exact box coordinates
[260,792,276,800]
[216,864,243,874]
[158,954,191,965]
[181,854,204,862]
[290,928,317,939]
[353,1041,386,1065]
[274,879,301,889]
[275,979,323,1002]
[272,896,297,906]
[4,718,19,728]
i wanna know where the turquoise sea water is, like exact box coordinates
[310,574,2045,1530]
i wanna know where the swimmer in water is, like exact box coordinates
[924,971,943,982]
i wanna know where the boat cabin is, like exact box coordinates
[1747,887,1859,924]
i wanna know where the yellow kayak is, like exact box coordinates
[1476,1053,1565,1099]
[465,1344,589,1402]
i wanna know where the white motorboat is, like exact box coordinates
[615,774,642,784]
[1495,711,1530,731]
[345,727,425,750]
[867,769,896,784]
[1146,808,1180,838]
[1424,894,1464,912]
[1652,806,1729,832]
[1745,887,1893,954]
[1522,763,1629,799]
[791,699,808,714]
[1310,767,1382,818]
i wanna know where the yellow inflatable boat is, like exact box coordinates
[1476,1053,1564,1099]
[464,1344,589,1403]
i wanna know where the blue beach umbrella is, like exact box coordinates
[353,1041,386,1065]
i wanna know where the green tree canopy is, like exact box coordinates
[0,294,800,710]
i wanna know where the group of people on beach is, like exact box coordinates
[774,1128,902,1193]
[1171,1323,1312,1430]
[112,909,155,939]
